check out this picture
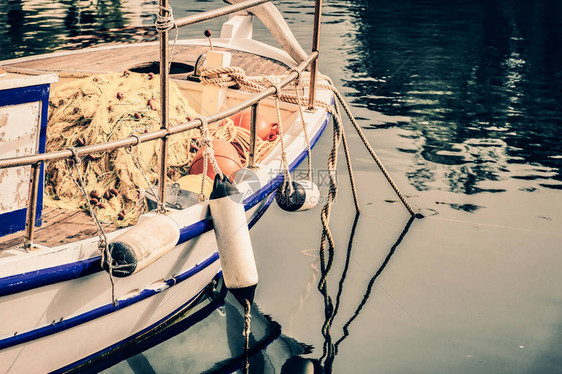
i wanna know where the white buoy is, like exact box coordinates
[104,214,180,277]
[209,175,258,306]
[275,180,320,212]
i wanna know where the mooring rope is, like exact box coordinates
[243,299,252,374]
[331,96,361,213]
[201,66,416,216]
[316,101,344,362]
[65,147,117,305]
[318,81,419,217]
[200,68,420,363]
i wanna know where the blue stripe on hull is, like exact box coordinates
[0,253,220,351]
[0,257,102,297]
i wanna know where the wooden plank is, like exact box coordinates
[0,207,121,251]
[6,45,289,77]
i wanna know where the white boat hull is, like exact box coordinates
[1,229,220,373]
[0,33,334,372]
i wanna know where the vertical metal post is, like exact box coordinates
[248,103,258,168]
[24,162,41,250]
[308,0,323,110]
[158,0,170,211]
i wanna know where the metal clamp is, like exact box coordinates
[66,146,81,165]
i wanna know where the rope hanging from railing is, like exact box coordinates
[293,75,313,181]
[326,82,361,213]
[271,83,294,195]
[126,133,164,212]
[65,147,117,305]
[317,81,420,217]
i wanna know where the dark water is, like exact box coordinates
[2,0,562,373]
[345,0,562,194]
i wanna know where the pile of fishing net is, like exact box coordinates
[45,72,277,226]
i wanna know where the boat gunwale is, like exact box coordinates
[0,109,331,296]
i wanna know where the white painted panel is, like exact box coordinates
[0,101,41,214]
[0,71,57,91]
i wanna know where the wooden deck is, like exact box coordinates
[0,207,121,251]
[5,44,290,77]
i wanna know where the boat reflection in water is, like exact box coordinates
[93,213,415,374]
[92,280,312,374]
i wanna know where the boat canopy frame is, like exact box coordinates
[0,0,324,249]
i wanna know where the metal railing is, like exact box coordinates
[174,0,272,28]
[0,0,323,249]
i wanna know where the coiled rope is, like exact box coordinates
[154,5,178,73]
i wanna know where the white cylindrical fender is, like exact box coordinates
[104,214,180,277]
[275,180,320,212]
[209,175,258,306]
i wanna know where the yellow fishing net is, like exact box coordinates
[44,72,277,226]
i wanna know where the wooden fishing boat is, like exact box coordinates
[0,0,334,372]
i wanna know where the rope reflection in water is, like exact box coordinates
[317,214,416,373]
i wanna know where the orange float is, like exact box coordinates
[229,109,279,142]
[189,139,242,181]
